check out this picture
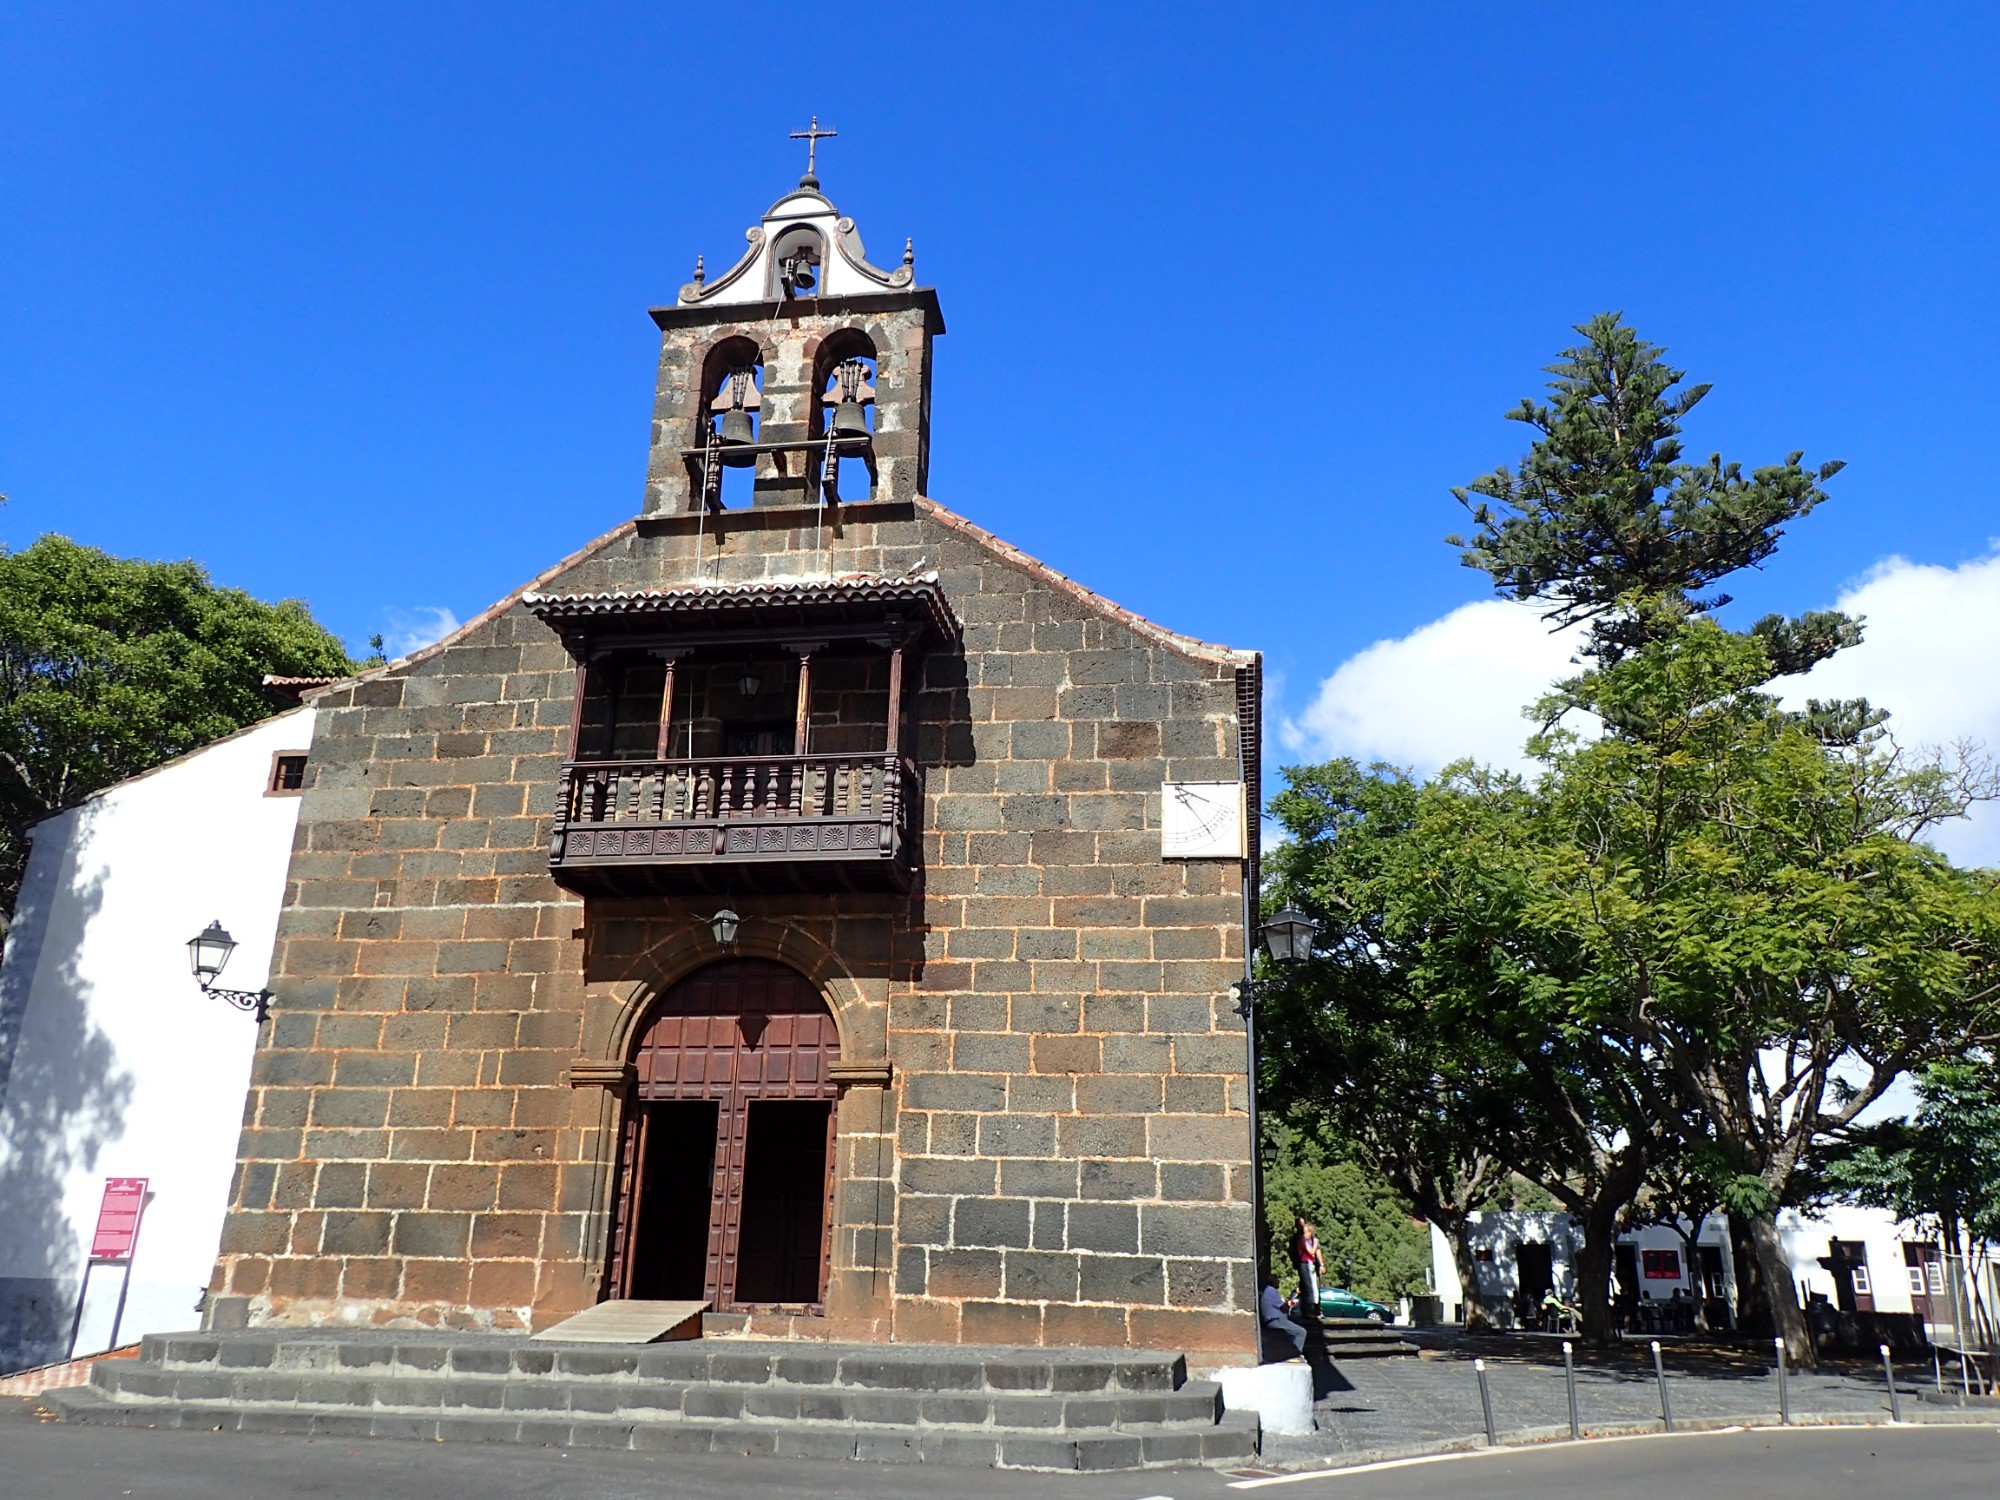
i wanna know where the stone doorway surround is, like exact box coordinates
[608,959,839,1312]
[568,917,895,1339]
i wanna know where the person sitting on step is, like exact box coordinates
[1259,1273,1308,1363]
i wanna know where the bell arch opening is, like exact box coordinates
[810,329,878,503]
[697,335,765,510]
[604,958,841,1313]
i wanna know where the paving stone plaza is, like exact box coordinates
[1261,1332,1990,1465]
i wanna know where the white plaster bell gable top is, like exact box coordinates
[679,185,916,307]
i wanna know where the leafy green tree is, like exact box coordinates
[1450,312,1850,671]
[1261,1117,1433,1306]
[1262,759,1671,1342]
[1517,586,1999,1364]
[1442,314,2000,1364]
[0,534,356,920]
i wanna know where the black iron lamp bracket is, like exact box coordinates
[1229,979,1261,1020]
[200,985,273,1023]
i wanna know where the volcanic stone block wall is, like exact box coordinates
[210,496,1258,1356]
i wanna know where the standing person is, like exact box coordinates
[1289,1217,1323,1316]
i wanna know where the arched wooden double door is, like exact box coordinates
[607,959,840,1312]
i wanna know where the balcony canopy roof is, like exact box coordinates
[524,570,958,651]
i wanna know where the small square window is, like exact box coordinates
[1850,1264,1872,1297]
[267,753,309,795]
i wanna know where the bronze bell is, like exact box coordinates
[830,398,871,440]
[714,369,758,466]
[717,407,756,463]
[824,358,874,443]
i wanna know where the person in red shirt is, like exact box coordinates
[1288,1216,1323,1316]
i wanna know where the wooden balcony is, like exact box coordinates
[549,751,918,895]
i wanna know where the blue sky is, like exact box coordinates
[5,3,1999,841]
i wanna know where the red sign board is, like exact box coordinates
[1640,1248,1682,1280]
[89,1178,148,1259]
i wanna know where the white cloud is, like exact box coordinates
[1282,546,2000,866]
[1778,546,2000,866]
[380,605,462,659]
[1281,598,1585,774]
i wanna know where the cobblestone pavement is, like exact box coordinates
[1261,1331,1967,1466]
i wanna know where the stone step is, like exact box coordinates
[53,1331,1257,1472]
[48,1386,1261,1471]
[89,1360,1226,1430]
[138,1331,1187,1395]
[1314,1322,1420,1357]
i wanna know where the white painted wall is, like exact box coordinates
[1777,1202,1922,1314]
[0,709,312,1371]
[1431,1204,1986,1330]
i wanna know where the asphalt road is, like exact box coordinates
[4,1400,1996,1500]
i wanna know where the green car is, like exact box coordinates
[1317,1286,1393,1322]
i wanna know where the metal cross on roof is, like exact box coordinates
[789,116,837,187]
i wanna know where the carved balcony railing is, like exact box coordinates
[549,751,918,893]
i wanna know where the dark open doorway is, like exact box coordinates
[733,1100,833,1306]
[1516,1241,1554,1299]
[625,1100,719,1302]
[1614,1243,1640,1324]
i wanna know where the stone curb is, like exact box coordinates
[1253,1409,2000,1474]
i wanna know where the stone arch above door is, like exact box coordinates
[573,914,891,1089]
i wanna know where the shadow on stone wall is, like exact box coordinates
[0,829,133,1373]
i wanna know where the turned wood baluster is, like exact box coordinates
[550,764,577,860]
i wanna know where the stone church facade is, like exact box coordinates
[208,172,1263,1358]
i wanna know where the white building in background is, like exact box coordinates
[0,708,315,1373]
[1431,1202,1986,1343]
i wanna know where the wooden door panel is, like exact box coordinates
[615,959,840,1313]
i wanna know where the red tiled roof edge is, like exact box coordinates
[913,497,1254,667]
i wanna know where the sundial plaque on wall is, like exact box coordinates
[1160,781,1246,860]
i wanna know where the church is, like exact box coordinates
[203,152,1264,1359]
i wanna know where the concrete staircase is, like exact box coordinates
[47,1330,1261,1472]
[1316,1317,1420,1358]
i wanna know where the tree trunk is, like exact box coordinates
[1671,1225,1710,1332]
[1748,1211,1814,1368]
[1729,1210,1772,1336]
[1449,1220,1490,1330]
[1575,1207,1620,1347]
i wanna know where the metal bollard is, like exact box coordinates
[1880,1343,1903,1422]
[1562,1340,1581,1440]
[1650,1340,1674,1432]
[1774,1335,1791,1425]
[1474,1357,1498,1446]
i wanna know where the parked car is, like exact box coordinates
[1317,1286,1393,1322]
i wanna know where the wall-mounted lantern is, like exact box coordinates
[186,920,274,1023]
[708,907,741,949]
[1259,906,1320,965]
